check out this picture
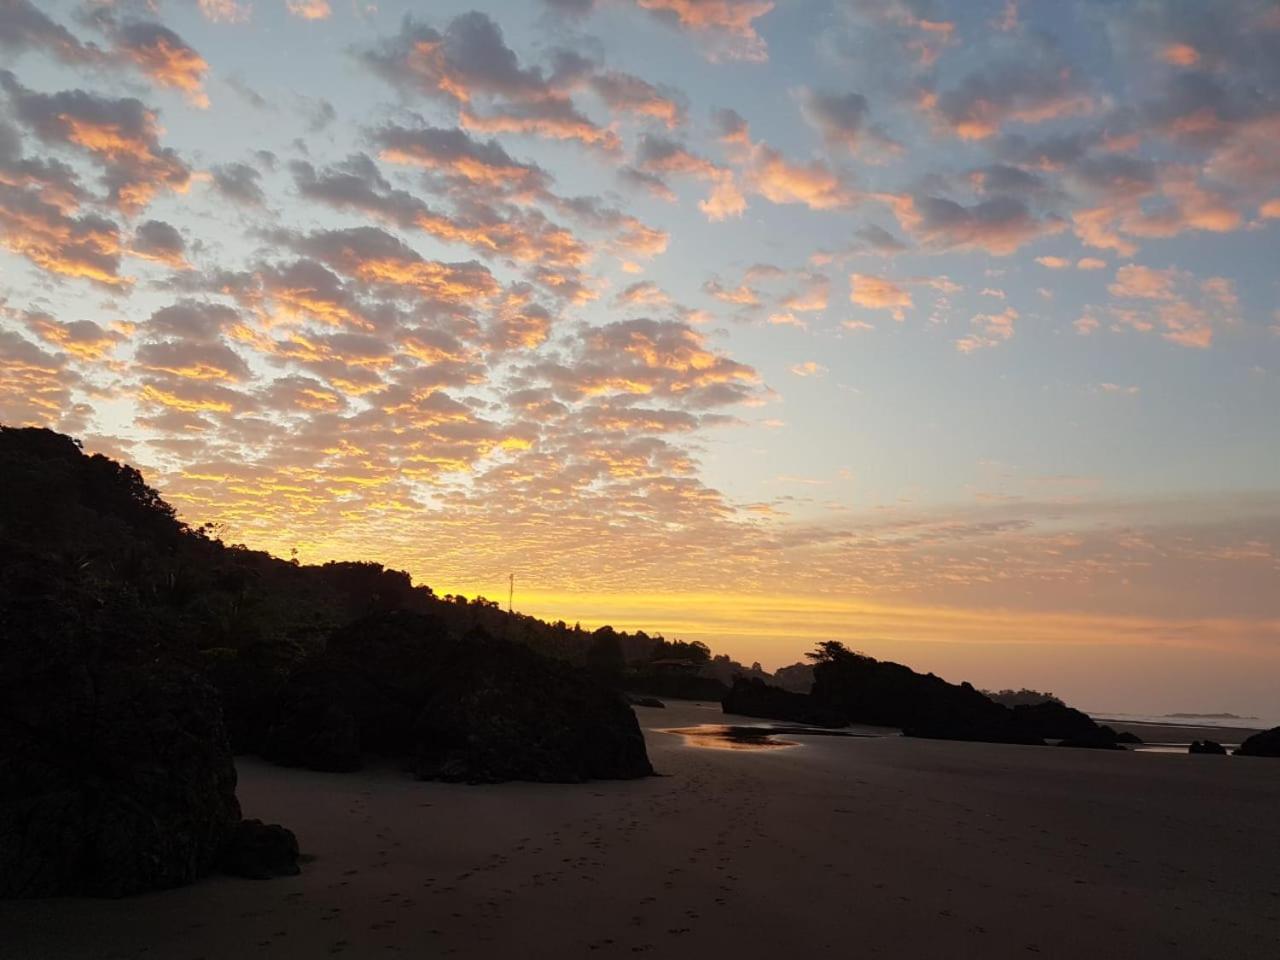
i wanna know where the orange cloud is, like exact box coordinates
[114,22,210,108]
[1035,256,1070,269]
[1107,266,1235,348]
[1160,43,1199,67]
[956,307,1018,353]
[635,0,774,62]
[850,273,912,320]
[789,361,826,377]
[286,0,332,19]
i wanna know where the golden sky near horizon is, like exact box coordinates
[1,0,1278,715]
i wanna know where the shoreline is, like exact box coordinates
[4,701,1280,959]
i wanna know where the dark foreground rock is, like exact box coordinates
[1115,731,1143,745]
[0,582,242,898]
[722,677,849,728]
[1189,740,1227,755]
[220,820,300,879]
[1236,727,1280,757]
[249,612,654,783]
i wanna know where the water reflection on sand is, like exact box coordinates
[658,723,859,751]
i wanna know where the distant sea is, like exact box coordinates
[1092,710,1277,731]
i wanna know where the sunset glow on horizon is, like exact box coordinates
[2,0,1278,716]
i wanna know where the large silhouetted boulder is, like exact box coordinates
[722,677,848,728]
[0,582,242,898]
[263,613,653,783]
[1010,701,1100,741]
[1236,727,1280,757]
[807,644,1042,745]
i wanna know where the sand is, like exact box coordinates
[6,700,1280,959]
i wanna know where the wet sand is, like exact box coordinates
[6,700,1280,959]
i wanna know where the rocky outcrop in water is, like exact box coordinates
[722,677,848,728]
[1236,727,1280,757]
[1189,740,1227,755]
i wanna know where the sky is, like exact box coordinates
[1,0,1278,717]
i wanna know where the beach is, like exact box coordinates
[5,700,1280,960]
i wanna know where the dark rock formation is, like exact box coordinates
[1057,725,1126,750]
[807,645,1042,745]
[1009,701,1099,740]
[629,695,666,708]
[260,613,654,783]
[1236,727,1280,757]
[624,671,729,702]
[722,677,848,728]
[220,820,300,879]
[0,584,242,898]
[1189,740,1227,755]
[771,662,815,694]
[1115,731,1143,745]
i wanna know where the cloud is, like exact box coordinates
[890,193,1064,255]
[589,71,685,128]
[197,0,251,24]
[850,273,912,320]
[541,0,775,62]
[0,328,83,427]
[780,273,829,312]
[528,317,761,408]
[290,154,591,276]
[359,12,620,151]
[286,0,332,19]
[0,0,101,66]
[25,313,125,362]
[851,224,908,254]
[136,339,252,382]
[789,360,826,377]
[112,20,211,108]
[0,72,191,213]
[1106,265,1236,348]
[614,280,671,307]
[130,219,190,269]
[1035,256,1070,269]
[1108,265,1179,301]
[373,123,551,196]
[799,88,899,158]
[956,307,1018,353]
[283,225,501,306]
[703,278,760,307]
[0,182,126,287]
[630,133,744,219]
[919,50,1096,140]
[210,161,266,206]
[147,300,243,342]
[636,0,773,62]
